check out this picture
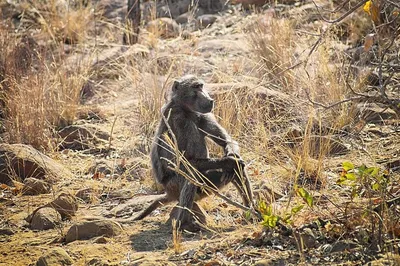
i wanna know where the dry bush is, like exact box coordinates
[248,17,297,91]
[0,27,90,151]
[15,0,95,44]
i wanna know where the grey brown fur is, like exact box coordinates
[134,75,253,232]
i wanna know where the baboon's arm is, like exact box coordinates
[200,114,240,157]
[189,157,240,171]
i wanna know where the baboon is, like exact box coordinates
[134,75,253,232]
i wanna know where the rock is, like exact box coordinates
[30,207,60,230]
[105,189,134,200]
[85,258,114,266]
[65,220,122,243]
[0,144,73,184]
[0,228,15,236]
[196,14,219,29]
[27,192,78,223]
[22,178,51,195]
[58,125,109,150]
[92,236,108,244]
[36,247,73,266]
[50,192,78,219]
[294,228,318,249]
[330,240,358,253]
[175,12,191,24]
[147,18,180,39]
[75,188,97,202]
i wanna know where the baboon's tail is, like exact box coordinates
[133,195,171,220]
[116,195,172,224]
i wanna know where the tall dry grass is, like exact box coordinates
[15,0,95,44]
[0,26,91,151]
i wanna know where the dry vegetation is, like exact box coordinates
[0,0,399,265]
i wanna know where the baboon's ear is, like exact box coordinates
[172,80,180,92]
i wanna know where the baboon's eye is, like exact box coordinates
[190,91,197,98]
[193,83,203,89]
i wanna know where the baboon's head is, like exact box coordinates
[171,75,214,113]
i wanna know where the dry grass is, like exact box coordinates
[16,0,95,44]
[0,26,91,151]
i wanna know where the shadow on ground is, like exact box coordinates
[129,221,171,251]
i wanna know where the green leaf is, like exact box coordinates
[351,189,358,199]
[261,214,279,228]
[291,204,304,215]
[245,210,252,220]
[345,172,357,181]
[372,183,380,191]
[342,162,355,171]
[258,200,267,214]
[296,187,314,207]
[357,164,367,175]
[369,167,379,177]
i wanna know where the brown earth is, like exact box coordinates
[0,0,399,265]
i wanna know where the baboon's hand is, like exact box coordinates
[223,156,245,170]
[226,152,242,160]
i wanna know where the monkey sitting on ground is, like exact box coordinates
[134,75,254,232]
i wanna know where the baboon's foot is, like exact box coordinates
[168,203,207,227]
[179,220,201,232]
[169,207,203,232]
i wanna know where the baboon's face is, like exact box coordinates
[172,76,214,113]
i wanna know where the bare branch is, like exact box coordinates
[311,0,369,24]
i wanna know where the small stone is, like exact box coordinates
[65,220,122,243]
[36,247,73,266]
[92,236,108,244]
[0,228,15,236]
[196,14,219,29]
[175,12,190,24]
[30,207,60,230]
[22,178,51,195]
[75,188,97,202]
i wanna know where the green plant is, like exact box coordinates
[337,162,390,200]
[337,161,394,250]
[258,186,313,229]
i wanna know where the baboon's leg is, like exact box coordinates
[231,168,254,208]
[133,195,172,220]
[168,201,207,226]
[196,167,253,207]
[175,181,199,232]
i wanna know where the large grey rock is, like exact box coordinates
[36,247,73,266]
[22,177,51,195]
[30,207,60,231]
[65,220,122,243]
[0,144,73,184]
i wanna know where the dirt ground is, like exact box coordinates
[0,0,399,265]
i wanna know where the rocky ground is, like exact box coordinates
[0,0,399,265]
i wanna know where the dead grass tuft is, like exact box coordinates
[0,27,91,151]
